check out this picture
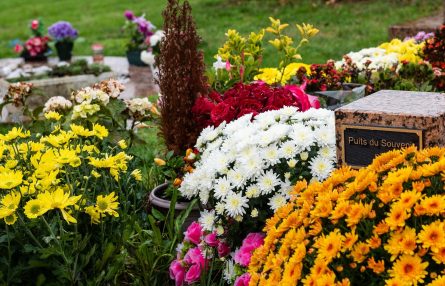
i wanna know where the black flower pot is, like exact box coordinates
[21,50,47,63]
[126,50,148,67]
[55,41,74,62]
[148,182,200,230]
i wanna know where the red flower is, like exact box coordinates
[210,102,235,126]
[193,82,317,130]
[31,20,39,30]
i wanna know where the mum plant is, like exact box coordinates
[249,146,445,285]
[180,107,336,245]
[0,120,144,284]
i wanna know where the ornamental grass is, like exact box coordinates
[249,146,445,286]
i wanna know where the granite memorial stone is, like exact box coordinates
[335,90,445,167]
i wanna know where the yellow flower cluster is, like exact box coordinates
[379,39,424,63]
[249,146,445,286]
[254,63,311,85]
[0,123,139,225]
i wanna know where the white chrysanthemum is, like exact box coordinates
[215,202,225,215]
[257,170,281,195]
[309,155,335,181]
[263,144,281,165]
[238,155,263,177]
[268,194,287,211]
[199,189,210,205]
[224,191,249,218]
[279,141,298,159]
[213,177,232,200]
[223,259,236,283]
[43,96,72,113]
[289,125,314,148]
[199,209,216,231]
[245,184,261,198]
[227,169,246,189]
[251,208,259,218]
[315,127,336,146]
[319,146,336,160]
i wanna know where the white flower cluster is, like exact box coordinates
[43,96,73,113]
[180,107,336,226]
[335,47,399,71]
[71,87,110,120]
[125,97,154,118]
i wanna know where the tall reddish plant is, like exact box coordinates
[157,0,207,154]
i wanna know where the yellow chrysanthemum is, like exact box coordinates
[24,198,50,219]
[44,111,62,121]
[315,229,343,263]
[385,203,409,230]
[417,221,445,252]
[388,254,428,285]
[131,169,142,181]
[0,191,21,220]
[70,124,93,137]
[0,170,23,189]
[95,192,119,217]
[40,189,81,224]
[92,124,109,139]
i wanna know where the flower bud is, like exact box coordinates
[154,158,166,166]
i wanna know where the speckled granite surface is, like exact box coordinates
[335,90,445,165]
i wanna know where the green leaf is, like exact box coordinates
[151,208,166,221]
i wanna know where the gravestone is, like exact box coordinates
[335,90,445,167]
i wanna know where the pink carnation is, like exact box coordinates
[169,260,185,286]
[184,221,203,245]
[204,232,219,247]
[234,273,251,286]
[185,264,201,284]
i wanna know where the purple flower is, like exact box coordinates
[48,21,78,42]
[124,10,135,20]
[133,16,155,37]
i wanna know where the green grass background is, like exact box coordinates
[0,0,442,66]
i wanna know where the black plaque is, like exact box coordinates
[341,125,423,167]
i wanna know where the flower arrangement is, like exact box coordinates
[423,25,445,90]
[180,107,336,242]
[405,31,434,44]
[249,146,445,285]
[0,119,144,283]
[123,10,156,52]
[225,233,265,285]
[170,221,231,285]
[254,62,311,85]
[14,19,50,61]
[295,60,352,92]
[192,82,319,129]
[379,38,424,63]
[335,47,399,72]
[212,18,318,92]
[48,21,78,42]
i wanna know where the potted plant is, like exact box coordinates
[122,10,156,66]
[48,21,78,62]
[14,19,50,63]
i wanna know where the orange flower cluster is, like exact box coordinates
[249,146,445,286]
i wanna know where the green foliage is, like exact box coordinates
[371,62,435,92]
[0,0,441,67]
[6,60,111,83]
